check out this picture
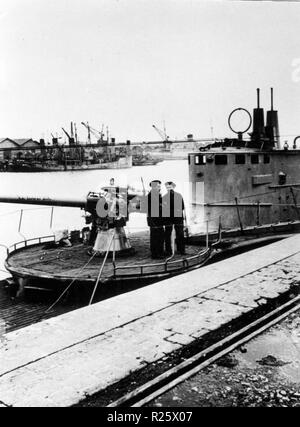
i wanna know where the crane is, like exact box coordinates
[152,123,169,142]
[50,133,62,147]
[51,133,62,139]
[62,127,71,140]
[81,122,91,144]
[60,122,80,145]
[152,122,170,150]
[92,124,105,143]
[81,122,106,145]
[74,122,78,144]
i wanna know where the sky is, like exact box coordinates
[0,0,300,144]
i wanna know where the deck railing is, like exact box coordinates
[111,216,222,279]
[7,235,55,255]
[112,247,211,278]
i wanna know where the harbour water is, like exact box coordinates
[0,160,193,279]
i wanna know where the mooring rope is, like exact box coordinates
[88,230,115,306]
[45,251,98,314]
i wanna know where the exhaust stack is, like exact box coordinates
[265,87,280,148]
[252,88,265,142]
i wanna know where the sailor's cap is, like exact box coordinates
[165,181,176,187]
[149,180,162,186]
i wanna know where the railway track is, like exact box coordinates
[107,294,300,407]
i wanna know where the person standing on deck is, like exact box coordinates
[147,180,164,259]
[162,181,186,255]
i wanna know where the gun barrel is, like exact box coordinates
[0,195,86,209]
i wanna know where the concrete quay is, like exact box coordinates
[0,234,300,407]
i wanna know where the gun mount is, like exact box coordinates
[0,187,142,255]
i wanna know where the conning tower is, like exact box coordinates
[189,88,300,232]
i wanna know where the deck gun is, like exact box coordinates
[0,187,145,255]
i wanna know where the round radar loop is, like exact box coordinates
[228,108,252,135]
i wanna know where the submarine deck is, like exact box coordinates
[5,232,206,284]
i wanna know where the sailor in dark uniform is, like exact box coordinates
[147,180,164,259]
[162,181,186,255]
